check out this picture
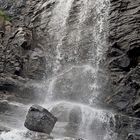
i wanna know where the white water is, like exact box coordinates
[0,101,117,140]
[42,101,117,140]
[0,0,118,140]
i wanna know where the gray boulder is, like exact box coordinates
[24,105,57,134]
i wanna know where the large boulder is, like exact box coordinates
[24,105,57,134]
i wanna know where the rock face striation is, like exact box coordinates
[107,0,140,139]
[0,0,46,80]
[0,0,47,103]
[107,0,140,117]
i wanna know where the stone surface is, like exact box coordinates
[25,130,84,140]
[114,114,140,140]
[0,0,46,81]
[107,0,140,116]
[106,1,140,139]
[0,126,10,134]
[24,105,57,134]
[0,0,46,104]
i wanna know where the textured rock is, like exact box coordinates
[106,1,140,139]
[0,0,46,80]
[24,131,53,140]
[127,134,140,140]
[107,0,140,116]
[24,105,57,134]
[112,114,140,140]
[25,130,84,140]
[0,0,46,104]
[0,126,10,134]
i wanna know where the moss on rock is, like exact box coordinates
[0,10,10,21]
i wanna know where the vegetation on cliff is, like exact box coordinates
[0,9,10,21]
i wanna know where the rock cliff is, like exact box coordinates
[107,0,140,139]
[107,0,140,117]
[0,0,46,103]
[1,0,140,139]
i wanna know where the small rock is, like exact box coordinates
[24,105,57,134]
[0,125,10,134]
[109,55,130,70]
[25,131,53,140]
[127,133,140,140]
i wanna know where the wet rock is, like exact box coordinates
[106,66,140,115]
[28,131,84,140]
[0,0,26,18]
[113,114,140,140]
[0,26,46,80]
[0,0,46,80]
[25,131,84,140]
[15,27,32,50]
[25,131,53,140]
[0,100,10,112]
[0,125,10,134]
[22,47,46,80]
[109,55,130,70]
[107,0,140,117]
[127,133,140,140]
[24,105,57,134]
[69,107,82,126]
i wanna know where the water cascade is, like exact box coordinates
[0,0,118,140]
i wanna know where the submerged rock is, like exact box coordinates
[24,131,53,140]
[0,126,10,134]
[24,105,57,134]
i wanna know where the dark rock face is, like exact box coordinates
[107,0,140,116]
[113,114,140,140]
[24,105,57,134]
[107,0,140,139]
[0,0,46,103]
[0,0,46,80]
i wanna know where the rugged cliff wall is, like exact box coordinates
[0,0,46,80]
[107,0,140,116]
[107,0,140,139]
[0,0,46,102]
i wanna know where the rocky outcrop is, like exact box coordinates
[113,114,140,140]
[107,0,140,139]
[0,0,46,80]
[0,0,47,103]
[24,105,57,134]
[107,0,140,116]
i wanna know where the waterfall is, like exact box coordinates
[0,0,118,140]
[37,0,110,105]
[38,0,116,139]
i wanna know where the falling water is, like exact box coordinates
[0,0,118,140]
[38,0,110,104]
[38,0,116,139]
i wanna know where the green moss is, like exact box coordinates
[0,10,10,21]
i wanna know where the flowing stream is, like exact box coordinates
[0,0,118,139]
